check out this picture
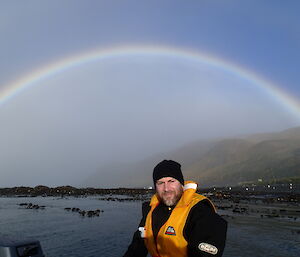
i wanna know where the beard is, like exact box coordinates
[158,187,183,206]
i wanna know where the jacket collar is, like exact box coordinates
[150,180,198,208]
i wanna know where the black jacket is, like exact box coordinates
[123,199,227,257]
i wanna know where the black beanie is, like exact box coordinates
[153,160,184,186]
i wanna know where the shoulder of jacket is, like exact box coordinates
[190,198,215,214]
[193,193,217,212]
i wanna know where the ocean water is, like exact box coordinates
[0,196,299,257]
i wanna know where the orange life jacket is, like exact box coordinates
[142,181,215,257]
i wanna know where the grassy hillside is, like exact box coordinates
[187,136,300,186]
[85,127,300,187]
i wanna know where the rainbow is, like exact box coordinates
[1,44,300,120]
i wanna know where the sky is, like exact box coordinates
[0,0,300,187]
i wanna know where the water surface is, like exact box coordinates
[0,196,298,257]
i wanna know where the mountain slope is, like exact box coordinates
[84,127,300,188]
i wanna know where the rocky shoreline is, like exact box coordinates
[0,184,298,197]
[2,185,299,225]
[0,185,153,197]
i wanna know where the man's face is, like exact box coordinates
[155,177,183,206]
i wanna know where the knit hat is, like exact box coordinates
[153,160,184,186]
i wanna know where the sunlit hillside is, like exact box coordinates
[85,127,300,188]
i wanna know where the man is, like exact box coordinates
[123,160,227,257]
